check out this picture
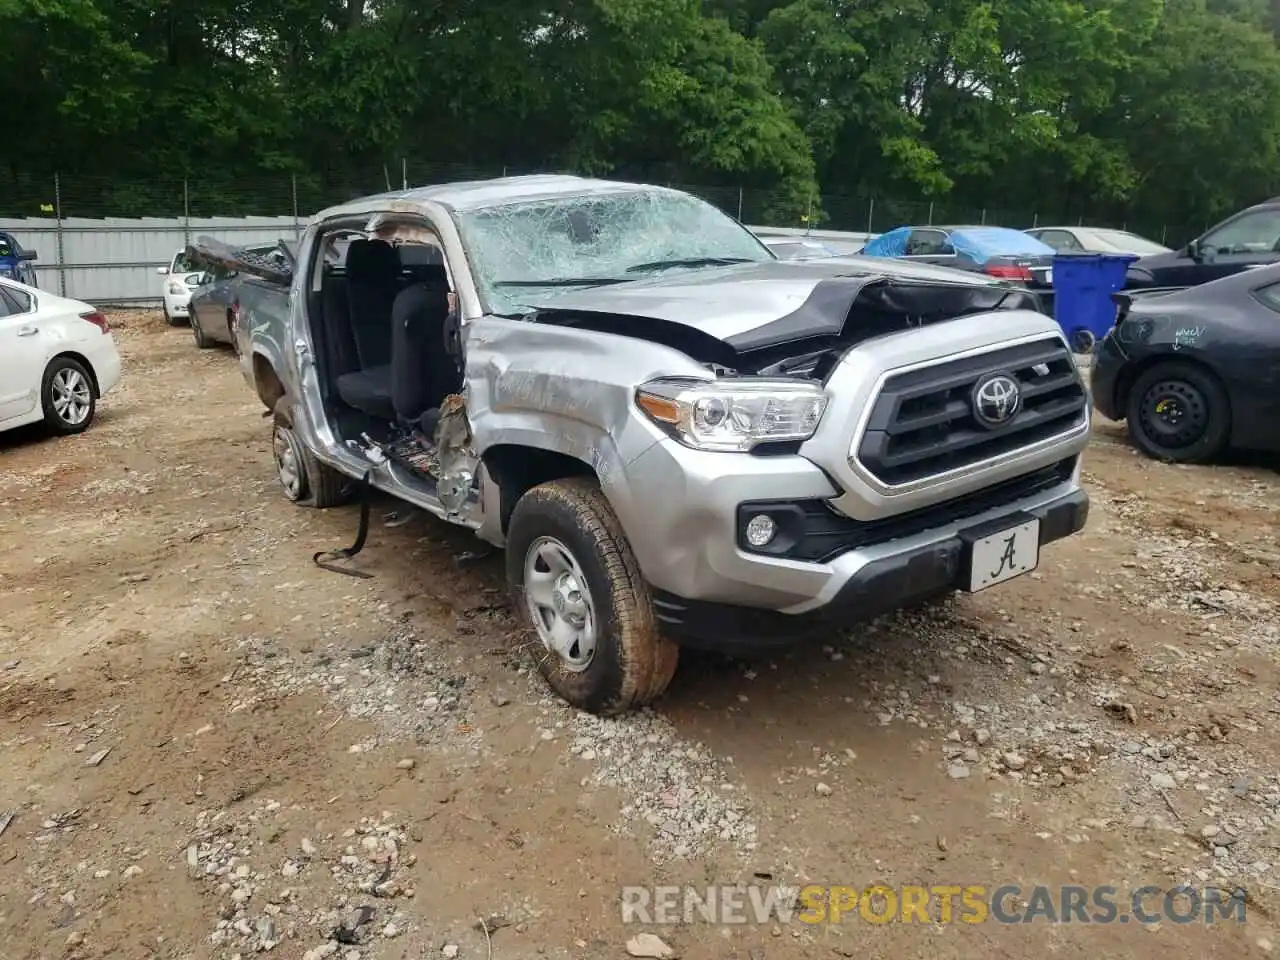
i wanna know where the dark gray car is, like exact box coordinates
[188,242,294,351]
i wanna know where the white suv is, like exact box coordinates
[157,250,206,325]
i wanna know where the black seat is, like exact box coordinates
[335,239,399,419]
[391,263,455,425]
[319,272,359,382]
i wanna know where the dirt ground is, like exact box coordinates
[2,312,1280,960]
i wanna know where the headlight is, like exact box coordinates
[635,377,827,452]
[167,281,186,295]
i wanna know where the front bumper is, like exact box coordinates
[164,291,191,316]
[652,485,1088,652]
[1089,332,1127,421]
[618,434,1088,638]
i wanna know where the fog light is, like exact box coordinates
[744,514,777,548]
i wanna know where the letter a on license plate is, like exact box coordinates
[962,517,1041,592]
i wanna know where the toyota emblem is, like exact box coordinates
[972,373,1022,428]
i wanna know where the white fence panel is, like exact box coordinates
[0,215,298,304]
[1,214,880,305]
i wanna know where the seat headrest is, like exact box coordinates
[346,238,399,283]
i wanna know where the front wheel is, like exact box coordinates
[506,478,678,715]
[1125,361,1231,464]
[42,357,96,435]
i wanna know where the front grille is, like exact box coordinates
[855,337,1087,486]
[737,457,1076,564]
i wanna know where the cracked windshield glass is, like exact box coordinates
[455,188,774,312]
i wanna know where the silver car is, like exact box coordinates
[229,175,1092,714]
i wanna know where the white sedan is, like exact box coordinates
[157,249,207,325]
[0,277,122,436]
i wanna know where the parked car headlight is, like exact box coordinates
[167,281,186,295]
[635,377,827,452]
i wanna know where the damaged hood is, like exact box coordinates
[520,257,1012,352]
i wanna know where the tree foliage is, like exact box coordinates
[3,0,1280,227]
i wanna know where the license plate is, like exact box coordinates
[965,518,1040,591]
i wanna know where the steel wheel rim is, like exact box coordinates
[523,536,597,672]
[273,426,304,500]
[52,368,92,425]
[1139,380,1208,450]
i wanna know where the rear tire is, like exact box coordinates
[271,402,350,508]
[1068,328,1095,354]
[190,306,212,349]
[41,357,96,435]
[227,310,241,357]
[1125,361,1230,464]
[506,478,679,715]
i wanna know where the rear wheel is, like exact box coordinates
[190,305,212,349]
[506,478,678,715]
[271,402,349,508]
[1125,361,1230,464]
[227,310,241,357]
[1068,328,1095,354]
[42,357,96,435]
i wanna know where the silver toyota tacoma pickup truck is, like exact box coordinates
[193,175,1091,715]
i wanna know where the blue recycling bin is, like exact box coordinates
[1051,253,1138,354]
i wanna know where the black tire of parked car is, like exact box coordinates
[271,401,350,508]
[1125,361,1231,464]
[41,356,96,436]
[190,306,212,349]
[227,310,241,357]
[162,302,181,327]
[506,478,679,715]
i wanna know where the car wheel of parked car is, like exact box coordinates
[41,356,96,436]
[506,478,679,715]
[227,311,241,357]
[162,302,179,326]
[271,403,349,507]
[1068,328,1095,354]
[1125,361,1231,464]
[190,307,212,349]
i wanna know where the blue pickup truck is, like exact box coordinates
[0,231,38,286]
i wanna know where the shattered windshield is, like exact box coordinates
[454,188,774,313]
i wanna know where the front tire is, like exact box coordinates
[506,478,679,715]
[271,402,349,508]
[42,357,96,435]
[1125,361,1231,464]
[162,301,181,326]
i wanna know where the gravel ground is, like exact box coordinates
[1,311,1277,959]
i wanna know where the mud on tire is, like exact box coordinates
[506,478,679,715]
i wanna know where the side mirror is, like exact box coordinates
[1186,239,1206,262]
[157,266,169,275]
[18,249,37,261]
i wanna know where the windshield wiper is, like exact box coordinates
[625,257,753,273]
[492,277,628,288]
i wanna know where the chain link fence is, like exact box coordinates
[0,162,1213,303]
[0,163,1212,242]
